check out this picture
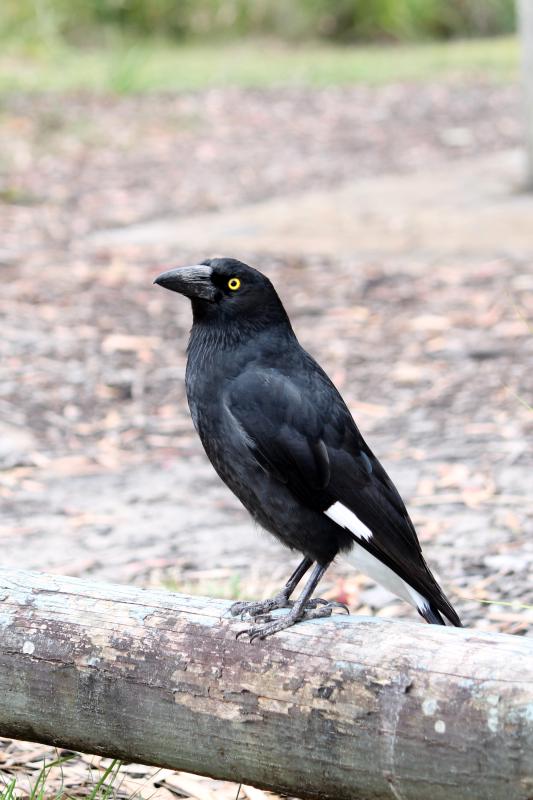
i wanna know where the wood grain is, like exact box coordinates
[0,568,532,800]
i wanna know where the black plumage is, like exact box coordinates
[154,257,462,639]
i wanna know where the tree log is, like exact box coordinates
[0,568,532,800]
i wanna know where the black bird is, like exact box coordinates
[154,257,462,640]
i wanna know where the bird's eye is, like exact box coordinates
[228,277,241,291]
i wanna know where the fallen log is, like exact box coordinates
[0,568,531,800]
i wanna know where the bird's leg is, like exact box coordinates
[229,556,313,619]
[237,562,349,642]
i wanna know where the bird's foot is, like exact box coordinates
[236,600,349,643]
[229,592,292,620]
[301,598,349,613]
[230,595,348,621]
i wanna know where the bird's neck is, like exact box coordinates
[187,317,296,364]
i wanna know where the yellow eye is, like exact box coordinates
[228,277,241,291]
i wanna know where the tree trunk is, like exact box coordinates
[0,568,532,800]
[519,0,533,188]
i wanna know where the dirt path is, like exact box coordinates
[1,83,531,636]
[90,149,531,258]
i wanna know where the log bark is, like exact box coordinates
[0,568,532,800]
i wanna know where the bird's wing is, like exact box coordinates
[225,367,336,510]
[225,367,404,522]
[226,367,460,625]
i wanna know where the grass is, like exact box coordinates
[0,755,123,800]
[0,34,519,93]
[160,573,245,601]
[0,754,75,800]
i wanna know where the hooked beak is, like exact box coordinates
[153,265,215,301]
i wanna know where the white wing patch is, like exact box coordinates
[325,501,373,541]
[343,541,430,613]
[325,501,430,613]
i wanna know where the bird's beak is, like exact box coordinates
[153,265,216,301]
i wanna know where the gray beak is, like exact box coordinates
[153,265,215,301]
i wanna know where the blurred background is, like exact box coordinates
[1,1,532,797]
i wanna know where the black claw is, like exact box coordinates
[329,600,350,614]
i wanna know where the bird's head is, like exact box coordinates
[154,257,290,328]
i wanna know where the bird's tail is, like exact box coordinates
[419,596,462,627]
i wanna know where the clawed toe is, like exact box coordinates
[235,599,349,642]
[325,599,350,614]
[236,617,294,642]
[304,598,350,614]
[229,600,250,617]
[229,595,291,619]
[302,603,339,620]
[229,600,262,618]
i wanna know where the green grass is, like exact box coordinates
[0,35,519,93]
[0,755,123,800]
[161,573,245,601]
[0,754,75,800]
